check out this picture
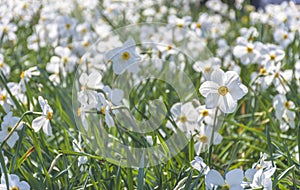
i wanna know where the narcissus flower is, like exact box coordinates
[0,174,30,190]
[32,96,53,136]
[0,112,20,148]
[273,94,295,131]
[105,38,141,75]
[199,68,248,113]
[206,169,244,190]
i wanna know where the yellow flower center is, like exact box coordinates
[100,106,106,115]
[199,135,208,143]
[67,44,73,50]
[246,46,253,53]
[77,108,81,116]
[121,52,130,61]
[81,28,87,34]
[270,53,276,61]
[177,22,184,28]
[179,115,187,123]
[222,184,230,190]
[20,71,25,79]
[0,94,6,101]
[83,41,89,47]
[274,72,279,78]
[63,57,68,63]
[46,112,53,120]
[3,27,8,33]
[204,67,211,72]
[65,23,71,29]
[218,86,229,96]
[0,62,3,67]
[256,164,262,170]
[201,110,209,117]
[282,33,288,39]
[195,22,201,28]
[167,45,172,51]
[7,126,12,133]
[259,67,266,74]
[284,101,290,108]
[10,186,19,190]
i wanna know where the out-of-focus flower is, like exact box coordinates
[32,96,53,136]
[199,68,248,113]
[193,57,221,80]
[273,94,295,131]
[169,102,198,136]
[273,28,295,48]
[0,54,10,77]
[0,174,30,190]
[190,156,210,175]
[205,169,244,190]
[233,37,260,65]
[72,133,88,171]
[105,38,141,75]
[19,66,40,92]
[0,112,20,148]
[194,125,222,155]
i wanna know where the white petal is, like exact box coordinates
[211,69,225,86]
[225,168,244,186]
[219,94,237,113]
[199,81,219,97]
[43,119,52,136]
[228,82,248,100]
[105,113,115,128]
[245,169,257,181]
[171,102,182,118]
[32,116,46,132]
[205,93,219,109]
[206,169,225,186]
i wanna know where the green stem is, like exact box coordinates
[0,111,42,148]
[208,107,219,167]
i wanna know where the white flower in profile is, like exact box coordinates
[103,86,124,106]
[19,66,40,92]
[0,174,30,190]
[72,133,88,171]
[105,38,141,75]
[170,102,198,136]
[273,94,295,131]
[199,68,248,113]
[97,93,115,128]
[190,156,210,175]
[233,37,260,65]
[196,106,219,126]
[0,112,20,148]
[0,89,13,113]
[193,57,221,80]
[32,96,53,136]
[205,169,244,190]
[0,54,10,77]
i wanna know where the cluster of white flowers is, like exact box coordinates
[0,0,299,188]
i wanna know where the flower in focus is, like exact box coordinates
[205,169,244,190]
[105,37,141,75]
[0,112,20,148]
[32,96,53,136]
[199,68,248,113]
[273,94,295,131]
[0,174,30,190]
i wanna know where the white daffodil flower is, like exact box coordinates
[273,94,295,131]
[190,156,210,175]
[193,57,221,80]
[233,37,260,65]
[105,38,141,75]
[0,112,20,148]
[205,169,244,190]
[170,102,198,136]
[32,96,53,136]
[199,68,248,113]
[0,174,30,190]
